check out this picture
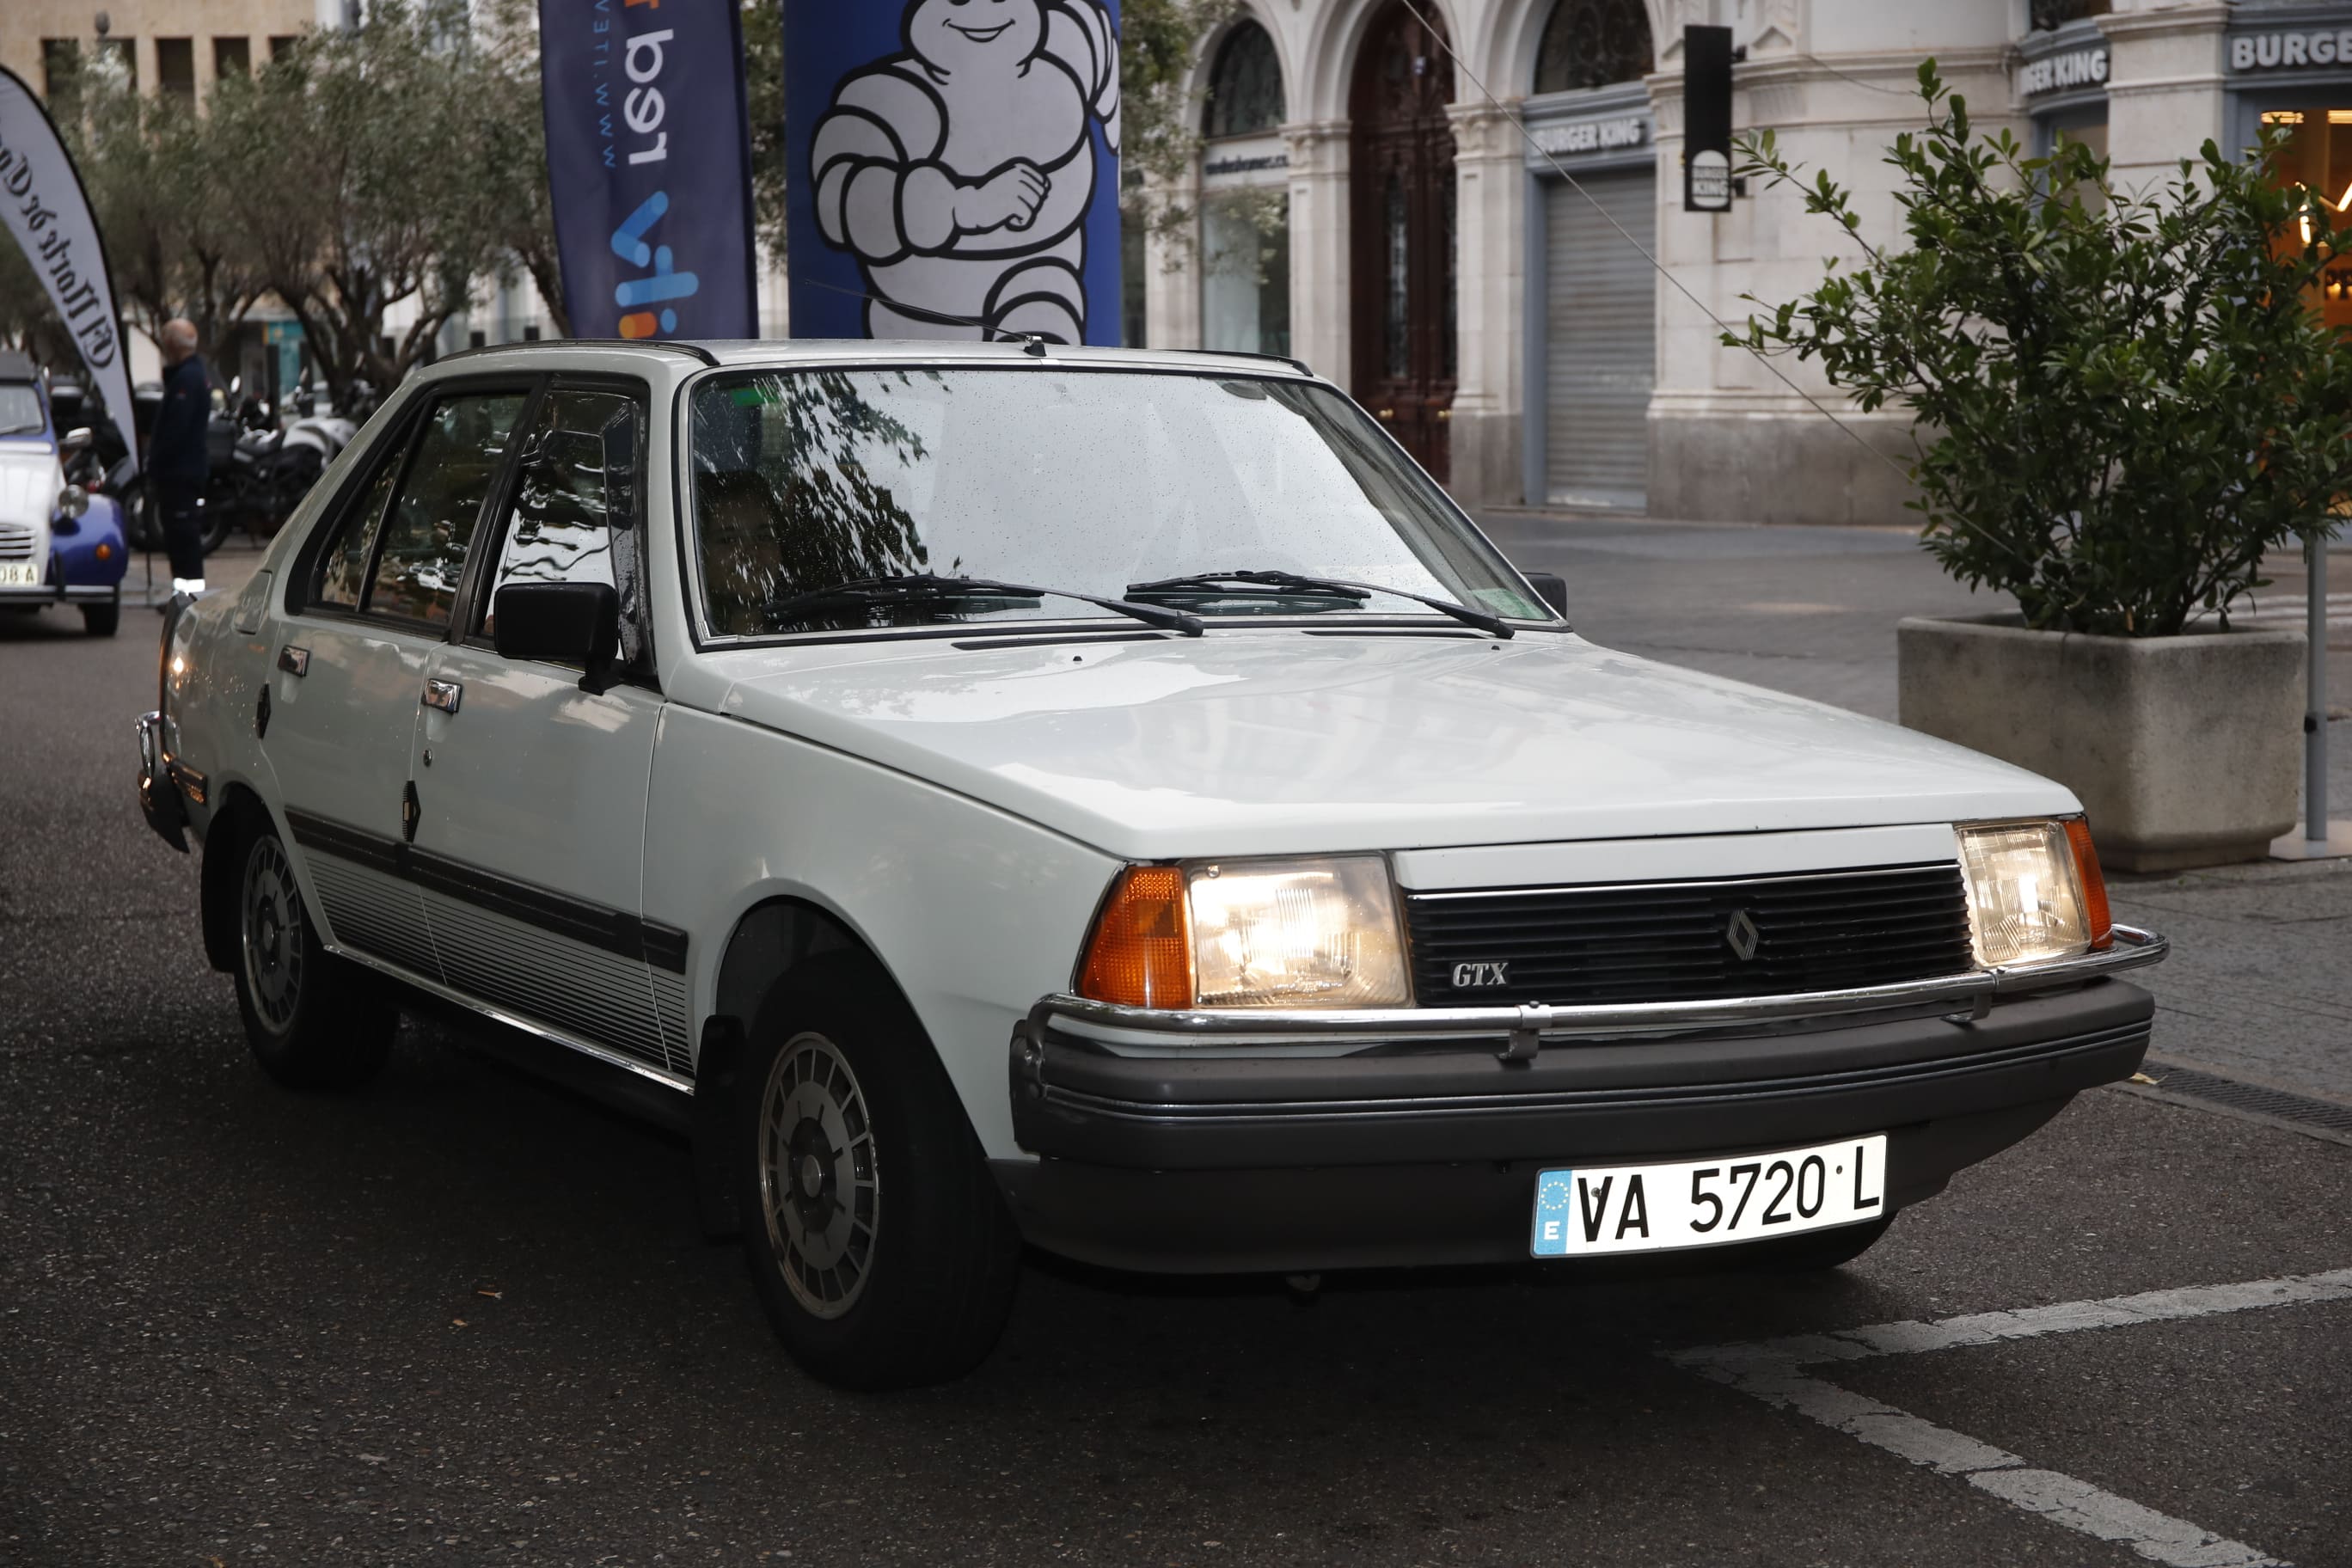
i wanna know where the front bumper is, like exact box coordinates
[136,710,193,853]
[0,580,117,604]
[1000,933,2162,1272]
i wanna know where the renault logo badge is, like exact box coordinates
[1724,909,1761,961]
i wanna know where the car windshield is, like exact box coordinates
[0,384,45,438]
[686,367,1547,638]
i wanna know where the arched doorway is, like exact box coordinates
[1350,1,1456,482]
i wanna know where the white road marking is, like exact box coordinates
[1669,1268,2352,1568]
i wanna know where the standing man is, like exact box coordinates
[150,319,212,598]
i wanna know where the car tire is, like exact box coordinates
[735,970,1020,1390]
[230,820,395,1091]
[82,596,119,637]
[1737,1215,1896,1272]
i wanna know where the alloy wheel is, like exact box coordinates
[757,1032,880,1319]
[241,836,305,1033]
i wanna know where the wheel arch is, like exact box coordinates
[199,781,273,974]
[691,894,925,1240]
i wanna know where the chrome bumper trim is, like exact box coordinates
[1028,926,2167,1052]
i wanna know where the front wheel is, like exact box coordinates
[736,975,1020,1390]
[231,821,395,1090]
[82,594,119,637]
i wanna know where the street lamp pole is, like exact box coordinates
[2309,530,2330,844]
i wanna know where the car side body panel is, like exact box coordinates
[642,701,1120,1157]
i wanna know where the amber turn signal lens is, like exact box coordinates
[1076,866,1194,1008]
[2064,818,2112,951]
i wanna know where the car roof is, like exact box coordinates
[426,337,1318,383]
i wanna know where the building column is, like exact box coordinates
[2102,2,2233,192]
[1448,99,1525,509]
[1139,169,1203,351]
[1284,121,1351,384]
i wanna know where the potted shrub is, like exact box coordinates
[1732,64,2352,871]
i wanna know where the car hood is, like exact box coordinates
[0,444,58,531]
[696,630,2076,861]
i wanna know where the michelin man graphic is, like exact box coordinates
[809,0,1121,343]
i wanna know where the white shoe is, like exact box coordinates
[171,578,206,596]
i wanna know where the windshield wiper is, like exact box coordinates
[765,573,1204,637]
[1125,569,1513,638]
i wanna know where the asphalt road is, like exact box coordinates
[3,542,2348,1568]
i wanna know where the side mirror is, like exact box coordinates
[59,426,94,455]
[493,581,620,689]
[1523,571,1570,619]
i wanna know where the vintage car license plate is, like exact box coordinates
[1530,1135,1887,1257]
[0,562,40,587]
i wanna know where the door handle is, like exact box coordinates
[277,645,309,677]
[421,678,462,715]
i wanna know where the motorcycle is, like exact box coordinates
[113,376,369,554]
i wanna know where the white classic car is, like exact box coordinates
[139,340,2165,1388]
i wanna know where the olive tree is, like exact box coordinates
[210,0,517,401]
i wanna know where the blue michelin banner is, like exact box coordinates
[785,0,1123,344]
[537,0,758,340]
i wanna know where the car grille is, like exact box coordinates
[0,523,33,560]
[1405,862,1975,1008]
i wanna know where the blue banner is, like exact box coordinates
[785,0,1123,344]
[538,0,758,340]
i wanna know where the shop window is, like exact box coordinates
[96,38,136,91]
[2263,107,2352,332]
[1202,193,1289,358]
[40,40,80,115]
[1204,21,1285,138]
[157,39,195,102]
[1534,0,1653,95]
[1122,203,1148,348]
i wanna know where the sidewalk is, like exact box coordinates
[1484,512,2352,1107]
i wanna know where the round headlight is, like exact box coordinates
[56,484,89,519]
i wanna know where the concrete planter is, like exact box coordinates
[1896,615,2305,873]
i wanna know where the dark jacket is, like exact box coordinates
[149,354,211,483]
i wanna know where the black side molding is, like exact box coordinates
[283,806,690,975]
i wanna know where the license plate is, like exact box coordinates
[0,562,39,587]
[1530,1135,1887,1258]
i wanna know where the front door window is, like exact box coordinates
[365,392,530,627]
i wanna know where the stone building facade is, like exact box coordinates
[1136,0,2352,524]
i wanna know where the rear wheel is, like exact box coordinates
[736,973,1020,1389]
[232,822,395,1090]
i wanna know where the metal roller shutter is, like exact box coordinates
[1544,169,1657,510]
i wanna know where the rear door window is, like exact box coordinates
[363,391,530,626]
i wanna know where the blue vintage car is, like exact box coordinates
[0,351,127,636]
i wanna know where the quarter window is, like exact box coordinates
[363,391,530,626]
[313,450,401,609]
